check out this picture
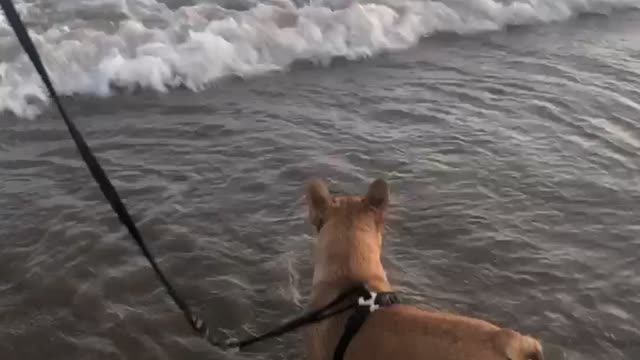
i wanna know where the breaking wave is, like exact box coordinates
[1,0,639,118]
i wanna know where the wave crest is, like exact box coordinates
[1,0,639,118]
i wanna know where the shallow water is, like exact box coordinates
[1,1,640,359]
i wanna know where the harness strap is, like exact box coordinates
[333,290,399,360]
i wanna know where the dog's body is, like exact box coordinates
[304,179,543,360]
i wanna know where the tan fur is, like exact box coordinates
[304,178,543,360]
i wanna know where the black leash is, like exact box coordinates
[226,285,367,349]
[0,0,398,352]
[0,0,215,345]
[226,286,399,355]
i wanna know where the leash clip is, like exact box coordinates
[358,291,380,312]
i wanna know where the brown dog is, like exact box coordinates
[304,178,543,360]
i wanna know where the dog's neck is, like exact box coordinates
[310,227,391,306]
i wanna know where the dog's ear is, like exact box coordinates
[494,330,544,360]
[306,179,331,230]
[365,178,389,210]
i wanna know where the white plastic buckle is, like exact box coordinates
[358,291,380,312]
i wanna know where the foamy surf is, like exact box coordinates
[1,0,639,118]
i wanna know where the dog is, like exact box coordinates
[304,178,543,360]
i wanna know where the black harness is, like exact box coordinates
[333,288,400,360]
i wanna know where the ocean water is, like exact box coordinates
[1,0,639,359]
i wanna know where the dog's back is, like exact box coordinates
[357,304,506,360]
[307,304,542,360]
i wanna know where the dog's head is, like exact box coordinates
[305,178,389,249]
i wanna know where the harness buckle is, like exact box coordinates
[358,291,380,312]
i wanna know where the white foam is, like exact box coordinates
[1,0,639,118]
